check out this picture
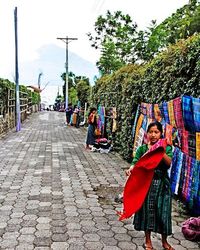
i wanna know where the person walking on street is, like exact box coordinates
[85,107,97,149]
[125,121,174,250]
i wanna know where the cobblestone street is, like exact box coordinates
[0,111,199,250]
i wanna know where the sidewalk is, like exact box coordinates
[0,111,199,250]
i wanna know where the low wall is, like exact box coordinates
[0,104,39,138]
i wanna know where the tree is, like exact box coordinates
[61,71,91,106]
[88,1,200,72]
[146,0,200,57]
[87,10,138,74]
[76,78,91,106]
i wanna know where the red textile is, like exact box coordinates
[117,139,167,221]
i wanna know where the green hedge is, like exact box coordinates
[92,34,200,161]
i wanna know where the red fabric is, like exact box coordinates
[117,139,167,221]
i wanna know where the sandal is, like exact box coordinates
[143,243,154,250]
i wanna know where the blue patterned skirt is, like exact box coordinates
[133,170,172,235]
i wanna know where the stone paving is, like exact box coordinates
[0,111,199,250]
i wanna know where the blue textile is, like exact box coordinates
[162,101,170,124]
[192,97,200,132]
[182,95,195,132]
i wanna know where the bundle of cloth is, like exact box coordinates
[182,217,200,241]
[91,138,112,153]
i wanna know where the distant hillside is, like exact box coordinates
[19,44,99,87]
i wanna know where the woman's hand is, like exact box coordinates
[125,166,134,176]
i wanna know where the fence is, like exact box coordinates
[0,87,39,137]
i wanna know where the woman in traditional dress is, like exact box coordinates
[85,107,97,149]
[126,121,174,250]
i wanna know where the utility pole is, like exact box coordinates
[14,7,21,132]
[57,36,78,110]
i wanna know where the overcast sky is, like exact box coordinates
[0,0,189,82]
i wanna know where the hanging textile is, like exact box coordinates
[192,97,200,132]
[196,133,200,161]
[173,97,184,129]
[188,132,196,158]
[182,95,195,132]
[170,147,183,195]
[133,113,144,154]
[162,101,170,124]
[131,95,200,214]
[112,107,117,133]
[154,104,162,122]
[168,100,176,128]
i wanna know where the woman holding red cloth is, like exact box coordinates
[125,121,174,250]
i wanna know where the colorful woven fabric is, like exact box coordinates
[180,129,189,155]
[178,154,187,197]
[165,123,173,146]
[162,101,170,124]
[182,155,192,201]
[192,97,200,132]
[188,132,196,158]
[141,115,148,131]
[196,133,200,161]
[173,97,184,129]
[192,160,200,215]
[182,95,195,132]
[154,104,162,122]
[117,139,168,221]
[170,147,183,195]
[186,157,195,203]
[140,102,147,115]
[133,113,144,153]
[134,127,145,151]
[112,107,117,133]
[148,104,154,119]
[132,105,140,140]
[168,100,176,128]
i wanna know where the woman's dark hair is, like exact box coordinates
[89,107,97,115]
[147,121,163,134]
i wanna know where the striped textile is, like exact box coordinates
[165,123,173,146]
[186,157,195,203]
[141,115,148,131]
[192,161,200,215]
[133,113,144,154]
[134,127,145,150]
[182,155,192,201]
[170,147,183,195]
[182,95,195,132]
[162,102,170,124]
[192,97,200,132]
[180,129,189,155]
[140,102,147,115]
[188,132,196,158]
[132,105,140,140]
[196,132,200,161]
[168,100,176,128]
[178,154,187,198]
[173,97,184,129]
[148,104,154,119]
[154,104,162,122]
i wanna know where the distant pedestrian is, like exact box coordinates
[65,103,73,125]
[124,121,174,250]
[85,107,97,149]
